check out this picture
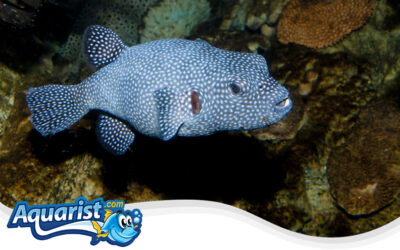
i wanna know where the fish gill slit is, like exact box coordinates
[191,91,201,115]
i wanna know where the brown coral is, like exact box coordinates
[277,0,376,48]
[327,99,400,216]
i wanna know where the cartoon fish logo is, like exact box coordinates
[91,208,142,246]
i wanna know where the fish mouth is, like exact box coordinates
[275,97,291,109]
[263,95,292,126]
[110,227,136,242]
[274,96,292,116]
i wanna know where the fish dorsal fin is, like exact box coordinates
[195,38,211,47]
[82,25,127,68]
[103,209,113,221]
[154,88,186,141]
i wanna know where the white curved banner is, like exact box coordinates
[1,200,400,250]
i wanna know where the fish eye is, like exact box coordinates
[126,215,132,226]
[229,83,242,95]
[118,215,128,229]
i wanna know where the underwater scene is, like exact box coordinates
[0,0,399,237]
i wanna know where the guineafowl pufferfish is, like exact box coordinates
[26,25,292,155]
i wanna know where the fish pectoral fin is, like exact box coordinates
[154,88,186,141]
[95,114,135,155]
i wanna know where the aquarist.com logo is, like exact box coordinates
[7,197,143,247]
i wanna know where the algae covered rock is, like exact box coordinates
[139,0,210,43]
[57,0,159,61]
[0,64,20,139]
[0,0,43,26]
[321,0,400,91]
[327,99,400,216]
[218,0,290,31]
[268,50,376,235]
[219,0,251,30]
[58,0,211,62]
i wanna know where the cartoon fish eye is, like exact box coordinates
[118,215,128,229]
[229,83,242,95]
[126,215,132,226]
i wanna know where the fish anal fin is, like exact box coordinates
[95,114,135,155]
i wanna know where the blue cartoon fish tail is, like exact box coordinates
[26,84,89,136]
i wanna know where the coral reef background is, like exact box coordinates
[0,0,400,237]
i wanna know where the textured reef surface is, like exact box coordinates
[0,0,400,237]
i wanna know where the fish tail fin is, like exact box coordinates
[91,221,109,238]
[26,84,89,136]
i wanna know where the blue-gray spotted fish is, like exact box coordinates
[26,25,292,155]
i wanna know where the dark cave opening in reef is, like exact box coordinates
[29,117,286,204]
[102,132,286,202]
